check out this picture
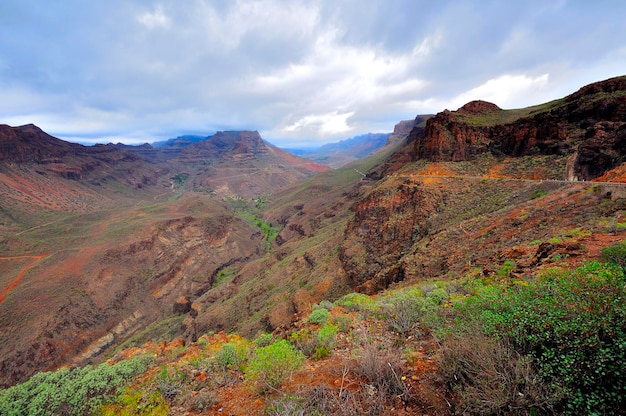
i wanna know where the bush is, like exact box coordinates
[265,385,380,416]
[308,308,330,324]
[156,366,185,401]
[451,262,626,414]
[101,388,168,416]
[354,341,409,399]
[0,354,153,416]
[439,331,560,415]
[290,323,338,360]
[214,342,248,372]
[383,294,440,335]
[314,323,338,359]
[316,300,335,310]
[253,332,274,347]
[334,292,378,313]
[187,388,218,412]
[245,339,304,392]
[600,241,626,271]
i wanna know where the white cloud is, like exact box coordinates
[412,31,443,58]
[251,28,434,138]
[450,73,550,109]
[137,4,170,29]
[2,1,626,146]
[283,111,354,135]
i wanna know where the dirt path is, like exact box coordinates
[0,253,49,303]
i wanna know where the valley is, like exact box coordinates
[0,76,625,414]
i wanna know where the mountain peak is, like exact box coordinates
[458,100,501,114]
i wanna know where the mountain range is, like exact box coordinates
[0,75,625,414]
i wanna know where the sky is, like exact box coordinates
[1,1,625,148]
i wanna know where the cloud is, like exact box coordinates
[283,111,354,136]
[137,4,171,29]
[1,1,625,147]
[251,28,434,139]
[450,73,550,109]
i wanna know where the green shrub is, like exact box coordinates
[334,292,378,313]
[0,354,153,416]
[214,342,248,372]
[156,366,185,401]
[314,323,338,359]
[101,388,168,416]
[451,262,626,414]
[383,294,441,335]
[600,241,626,271]
[289,328,317,357]
[331,314,352,333]
[496,259,516,278]
[307,308,330,324]
[290,323,338,360]
[315,300,335,310]
[425,287,448,304]
[253,332,274,347]
[530,188,548,199]
[245,340,304,392]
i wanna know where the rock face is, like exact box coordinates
[409,76,626,180]
[340,178,443,293]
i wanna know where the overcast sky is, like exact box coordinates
[1,1,625,147]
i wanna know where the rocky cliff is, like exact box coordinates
[409,76,626,180]
[340,76,626,292]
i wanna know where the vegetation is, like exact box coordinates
[307,307,330,324]
[214,341,249,372]
[245,339,305,392]
[600,240,626,271]
[2,254,624,414]
[442,261,626,414]
[170,173,189,188]
[228,197,279,245]
[0,354,153,416]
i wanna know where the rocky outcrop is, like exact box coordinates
[409,76,626,180]
[173,296,192,314]
[340,178,443,293]
[387,119,417,145]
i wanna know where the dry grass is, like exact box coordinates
[438,331,560,415]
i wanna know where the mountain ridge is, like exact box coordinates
[409,76,626,180]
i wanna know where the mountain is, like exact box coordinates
[0,124,171,233]
[287,132,392,168]
[170,130,328,198]
[409,76,626,180]
[115,135,211,163]
[152,134,208,149]
[1,75,626,412]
